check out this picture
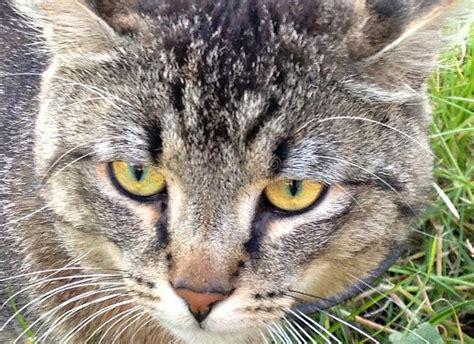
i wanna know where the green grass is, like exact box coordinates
[318,26,474,344]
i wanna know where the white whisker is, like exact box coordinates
[110,309,145,343]
[1,273,121,309]
[40,296,133,342]
[0,73,132,108]
[314,117,433,156]
[323,311,379,343]
[0,202,52,228]
[312,154,420,220]
[39,152,95,191]
[283,318,305,344]
[288,308,340,343]
[43,138,109,178]
[259,328,271,344]
[13,286,126,344]
[272,321,292,344]
[96,306,142,344]
[88,306,141,344]
[1,278,121,331]
[345,272,431,342]
[0,252,92,283]
[285,315,316,343]
[266,323,283,344]
[130,316,154,342]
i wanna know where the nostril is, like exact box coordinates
[175,288,228,323]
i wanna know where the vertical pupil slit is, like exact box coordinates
[133,165,144,181]
[289,180,300,196]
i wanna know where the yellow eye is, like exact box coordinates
[110,161,166,198]
[264,179,324,212]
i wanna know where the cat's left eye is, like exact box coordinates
[264,179,325,212]
[109,161,166,198]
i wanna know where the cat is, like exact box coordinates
[0,0,472,343]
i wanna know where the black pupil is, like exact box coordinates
[289,180,301,196]
[133,165,144,182]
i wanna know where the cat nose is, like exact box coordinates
[175,288,228,323]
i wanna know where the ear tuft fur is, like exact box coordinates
[348,0,473,92]
[11,0,121,64]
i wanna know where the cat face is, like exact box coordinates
[11,0,469,341]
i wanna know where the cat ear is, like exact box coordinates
[12,0,122,64]
[347,0,473,96]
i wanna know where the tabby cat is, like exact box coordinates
[0,0,471,343]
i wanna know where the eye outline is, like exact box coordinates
[262,179,329,217]
[107,161,168,203]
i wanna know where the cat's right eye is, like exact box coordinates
[109,161,166,199]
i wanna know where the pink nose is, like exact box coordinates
[175,288,228,322]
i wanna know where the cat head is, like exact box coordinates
[12,0,471,341]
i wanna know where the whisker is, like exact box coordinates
[272,321,293,344]
[287,309,339,343]
[259,328,271,344]
[111,310,146,344]
[1,278,122,331]
[57,97,111,111]
[266,323,283,344]
[0,202,52,228]
[284,292,379,343]
[1,273,121,309]
[12,286,126,344]
[95,306,142,344]
[323,311,380,343]
[84,306,141,343]
[284,315,317,344]
[0,266,126,285]
[287,289,334,304]
[344,273,433,342]
[305,117,433,157]
[0,73,133,110]
[39,152,95,190]
[0,252,92,283]
[39,296,133,342]
[283,318,306,344]
[130,316,154,342]
[48,81,132,110]
[314,155,414,211]
[42,138,109,179]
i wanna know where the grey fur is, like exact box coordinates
[0,0,472,343]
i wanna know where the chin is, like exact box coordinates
[159,313,262,344]
[170,329,259,344]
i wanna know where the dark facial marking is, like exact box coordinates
[146,123,163,158]
[171,81,185,113]
[244,208,273,261]
[270,141,289,173]
[154,206,169,249]
[343,170,404,193]
[244,96,281,143]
